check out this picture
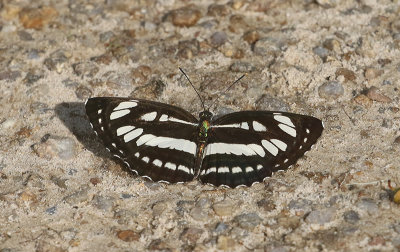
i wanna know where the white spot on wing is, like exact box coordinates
[140,111,157,121]
[270,139,287,151]
[205,143,265,157]
[206,167,216,174]
[153,159,162,167]
[218,167,229,173]
[117,126,135,136]
[261,140,278,156]
[136,134,155,146]
[178,165,191,174]
[142,156,150,163]
[169,117,197,126]
[274,115,295,127]
[134,152,139,158]
[306,128,310,134]
[136,134,196,155]
[165,162,176,171]
[159,114,168,121]
[253,121,267,132]
[110,109,130,120]
[97,109,102,114]
[248,144,266,157]
[257,164,263,170]
[113,101,138,111]
[124,128,143,142]
[241,122,249,130]
[278,124,296,137]
[212,123,241,128]
[232,167,242,174]
[245,167,254,173]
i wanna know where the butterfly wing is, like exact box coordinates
[199,111,323,188]
[85,97,199,183]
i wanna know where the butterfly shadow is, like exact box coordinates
[54,102,111,160]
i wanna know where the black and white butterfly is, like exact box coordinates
[85,73,323,188]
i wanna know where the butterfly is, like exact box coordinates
[85,71,323,188]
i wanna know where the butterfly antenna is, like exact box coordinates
[179,67,206,111]
[208,73,246,111]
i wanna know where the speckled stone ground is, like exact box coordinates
[1,0,400,251]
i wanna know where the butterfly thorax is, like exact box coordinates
[198,110,213,143]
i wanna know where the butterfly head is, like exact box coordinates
[199,110,213,121]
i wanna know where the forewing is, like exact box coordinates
[199,111,323,187]
[85,97,199,183]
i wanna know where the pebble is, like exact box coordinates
[353,94,372,107]
[117,230,140,242]
[89,177,101,186]
[243,30,259,44]
[256,198,276,211]
[313,46,329,61]
[92,195,114,211]
[335,68,356,82]
[133,78,166,100]
[75,85,93,100]
[207,4,231,16]
[393,223,400,234]
[176,200,195,216]
[305,208,336,224]
[180,227,204,244]
[343,210,360,224]
[17,30,33,41]
[322,38,341,53]
[147,239,170,250]
[253,37,281,57]
[212,199,234,216]
[356,198,379,215]
[216,235,235,250]
[50,176,67,189]
[234,213,262,231]
[90,53,113,65]
[29,102,49,115]
[131,65,152,86]
[73,62,99,78]
[365,67,383,80]
[366,86,392,103]
[228,14,248,32]
[288,198,313,214]
[316,0,337,8]
[20,191,37,203]
[229,61,255,73]
[0,70,21,81]
[190,198,210,221]
[32,135,77,160]
[23,71,44,85]
[277,215,301,230]
[18,6,58,29]
[255,95,290,112]
[43,49,70,72]
[45,206,57,215]
[214,222,229,234]
[210,31,227,47]
[169,7,201,27]
[62,187,89,205]
[318,81,344,99]
[152,201,167,216]
[177,39,200,59]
